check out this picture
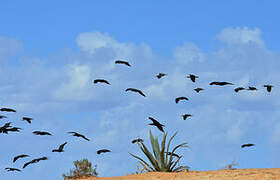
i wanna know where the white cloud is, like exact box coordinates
[173,42,205,64]
[217,27,264,46]
[53,63,92,101]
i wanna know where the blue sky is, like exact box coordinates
[1,1,280,179]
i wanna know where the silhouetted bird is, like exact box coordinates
[93,79,111,85]
[115,60,131,67]
[23,157,48,169]
[0,115,7,119]
[13,154,29,163]
[5,167,21,172]
[125,88,146,97]
[187,74,198,82]
[247,86,257,91]
[241,143,255,148]
[22,117,32,124]
[52,142,67,152]
[0,108,16,112]
[148,117,164,132]
[33,131,52,136]
[175,97,189,103]
[209,81,234,86]
[194,88,204,93]
[5,127,21,133]
[264,85,273,92]
[97,149,111,154]
[68,132,90,141]
[131,138,144,144]
[156,73,167,79]
[0,122,12,133]
[165,152,181,158]
[182,114,192,120]
[234,87,245,92]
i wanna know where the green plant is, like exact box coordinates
[130,130,189,172]
[62,158,98,179]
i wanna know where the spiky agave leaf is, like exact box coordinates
[160,132,167,171]
[165,132,178,165]
[167,142,189,170]
[139,142,160,171]
[149,130,163,170]
[129,153,155,171]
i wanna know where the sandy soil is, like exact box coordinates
[77,168,280,180]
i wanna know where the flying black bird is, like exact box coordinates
[23,157,48,169]
[52,142,67,152]
[148,117,164,132]
[68,132,90,141]
[264,85,273,92]
[22,117,33,124]
[241,143,255,148]
[209,81,234,86]
[0,108,16,112]
[182,114,192,120]
[5,127,21,133]
[115,60,131,66]
[165,152,181,158]
[13,154,29,163]
[125,88,146,97]
[187,74,199,82]
[234,87,245,92]
[33,131,52,136]
[0,115,7,119]
[175,97,189,103]
[5,167,21,172]
[93,79,111,85]
[0,122,12,133]
[131,138,144,144]
[194,88,204,93]
[97,149,111,154]
[247,86,257,91]
[156,73,167,79]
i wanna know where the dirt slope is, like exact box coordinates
[78,168,280,180]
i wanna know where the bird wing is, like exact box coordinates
[115,60,130,66]
[59,142,67,151]
[80,134,90,141]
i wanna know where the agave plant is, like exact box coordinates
[130,130,189,172]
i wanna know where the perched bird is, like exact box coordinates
[0,108,16,112]
[22,117,32,124]
[182,114,192,120]
[264,85,273,92]
[148,117,164,133]
[241,143,255,148]
[13,154,29,163]
[247,86,257,91]
[68,132,90,141]
[194,88,204,93]
[165,152,181,158]
[175,97,189,103]
[156,73,167,79]
[93,79,111,85]
[209,82,234,86]
[5,167,21,172]
[115,60,131,67]
[125,88,146,97]
[97,149,111,154]
[234,87,245,93]
[33,131,52,136]
[0,115,7,119]
[187,74,199,82]
[131,138,144,144]
[23,157,48,169]
[52,142,67,152]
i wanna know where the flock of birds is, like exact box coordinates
[1,59,273,173]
